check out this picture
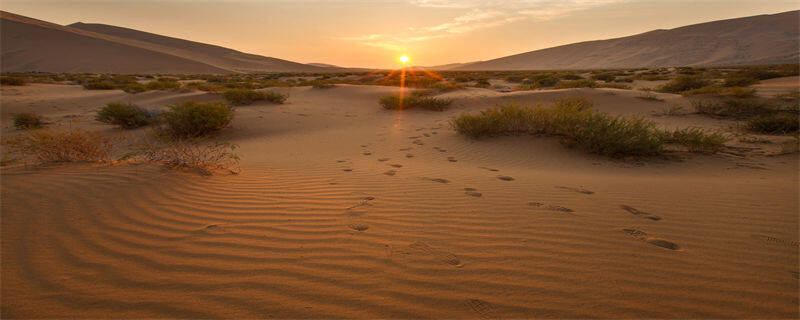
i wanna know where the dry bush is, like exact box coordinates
[132,137,240,175]
[2,127,115,164]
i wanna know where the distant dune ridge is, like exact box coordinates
[0,11,331,74]
[451,10,800,71]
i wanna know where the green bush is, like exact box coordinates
[746,113,799,134]
[13,112,44,129]
[163,101,234,137]
[222,89,266,105]
[1,76,27,86]
[658,76,711,93]
[451,97,726,157]
[264,91,288,104]
[95,103,155,129]
[380,94,453,111]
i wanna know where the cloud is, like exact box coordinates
[338,0,625,50]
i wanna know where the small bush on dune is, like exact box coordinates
[745,113,799,134]
[693,99,776,118]
[658,75,711,93]
[723,77,759,87]
[145,80,180,91]
[591,73,616,82]
[222,89,266,105]
[163,101,234,138]
[83,80,115,90]
[452,97,727,157]
[664,128,727,153]
[133,137,240,175]
[380,94,453,111]
[474,79,491,88]
[264,91,288,104]
[13,112,45,129]
[2,127,114,163]
[122,83,147,94]
[312,81,335,89]
[96,103,156,129]
[560,74,583,80]
[1,76,27,86]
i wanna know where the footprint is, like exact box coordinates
[466,299,495,320]
[347,197,375,210]
[406,153,414,158]
[423,133,430,137]
[348,224,369,232]
[528,202,574,213]
[620,205,661,221]
[623,228,680,250]
[750,234,800,248]
[412,140,424,146]
[378,158,390,162]
[555,186,594,194]
[447,157,457,162]
[408,136,420,139]
[342,168,353,172]
[362,151,372,156]
[407,241,463,267]
[399,147,412,151]
[497,176,514,181]
[197,224,228,235]
[478,166,499,172]
[424,177,450,184]
[383,170,397,176]
[433,147,448,152]
[390,164,403,168]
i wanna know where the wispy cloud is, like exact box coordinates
[338,0,625,50]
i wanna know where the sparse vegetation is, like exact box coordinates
[451,97,726,157]
[264,90,288,104]
[693,99,776,118]
[554,79,596,89]
[637,92,664,101]
[13,112,45,130]
[1,76,27,86]
[658,75,711,93]
[132,137,240,175]
[222,89,266,105]
[163,101,235,137]
[654,105,686,116]
[83,80,115,90]
[95,102,156,129]
[2,127,114,163]
[663,127,728,153]
[745,113,799,134]
[380,94,453,111]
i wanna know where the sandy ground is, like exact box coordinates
[1,83,798,319]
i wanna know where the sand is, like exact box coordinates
[1,83,798,318]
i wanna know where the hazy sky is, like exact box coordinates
[2,0,798,68]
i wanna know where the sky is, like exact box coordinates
[1,0,798,69]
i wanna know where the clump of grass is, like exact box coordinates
[554,79,596,89]
[13,112,45,129]
[380,94,453,111]
[122,83,147,94]
[663,128,728,153]
[263,91,288,104]
[654,105,686,116]
[163,101,234,137]
[222,89,266,105]
[745,113,799,134]
[95,102,156,129]
[2,127,114,163]
[723,77,759,87]
[451,97,727,157]
[693,99,776,118]
[1,76,27,86]
[145,80,180,91]
[132,137,240,175]
[83,80,115,90]
[658,76,711,93]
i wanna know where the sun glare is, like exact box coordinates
[399,55,409,64]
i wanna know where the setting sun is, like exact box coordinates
[399,55,409,64]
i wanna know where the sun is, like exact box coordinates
[399,55,409,64]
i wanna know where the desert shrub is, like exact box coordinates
[721,87,756,98]
[732,69,781,80]
[1,76,27,86]
[452,97,726,157]
[163,101,234,137]
[745,113,799,134]
[222,89,265,105]
[132,138,240,175]
[591,73,616,82]
[663,128,728,152]
[637,92,664,101]
[83,80,115,90]
[380,95,453,111]
[13,112,45,129]
[555,79,596,89]
[523,75,559,88]
[615,78,634,83]
[95,103,156,129]
[723,77,759,87]
[682,86,720,96]
[599,82,631,89]
[693,99,776,118]
[474,79,491,88]
[122,83,147,94]
[654,105,686,116]
[560,74,583,80]
[264,91,288,104]
[2,127,114,163]
[658,76,711,93]
[145,80,180,91]
[505,75,525,83]
[312,81,335,89]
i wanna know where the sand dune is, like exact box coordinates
[455,10,800,70]
[0,11,329,74]
[1,83,798,318]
